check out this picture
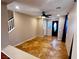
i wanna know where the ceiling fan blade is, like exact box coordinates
[47,14,51,16]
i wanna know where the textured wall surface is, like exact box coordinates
[1,3,10,50]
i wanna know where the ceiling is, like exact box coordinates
[1,0,14,4]
[6,0,75,17]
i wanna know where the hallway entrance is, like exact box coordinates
[43,20,58,37]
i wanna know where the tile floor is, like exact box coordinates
[16,36,68,59]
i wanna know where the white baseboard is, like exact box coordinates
[14,36,37,46]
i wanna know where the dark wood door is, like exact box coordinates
[52,21,58,36]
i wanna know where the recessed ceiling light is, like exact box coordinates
[57,14,60,17]
[15,6,20,9]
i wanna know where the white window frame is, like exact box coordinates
[8,17,15,33]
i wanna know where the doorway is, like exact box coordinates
[52,21,58,37]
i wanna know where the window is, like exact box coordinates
[8,17,15,33]
[48,22,52,29]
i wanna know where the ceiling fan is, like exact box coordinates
[41,11,52,18]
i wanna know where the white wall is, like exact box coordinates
[36,18,44,37]
[1,3,10,50]
[43,19,47,35]
[9,12,38,46]
[58,17,65,40]
[66,3,76,57]
[71,3,77,59]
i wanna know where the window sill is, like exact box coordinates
[8,28,15,33]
